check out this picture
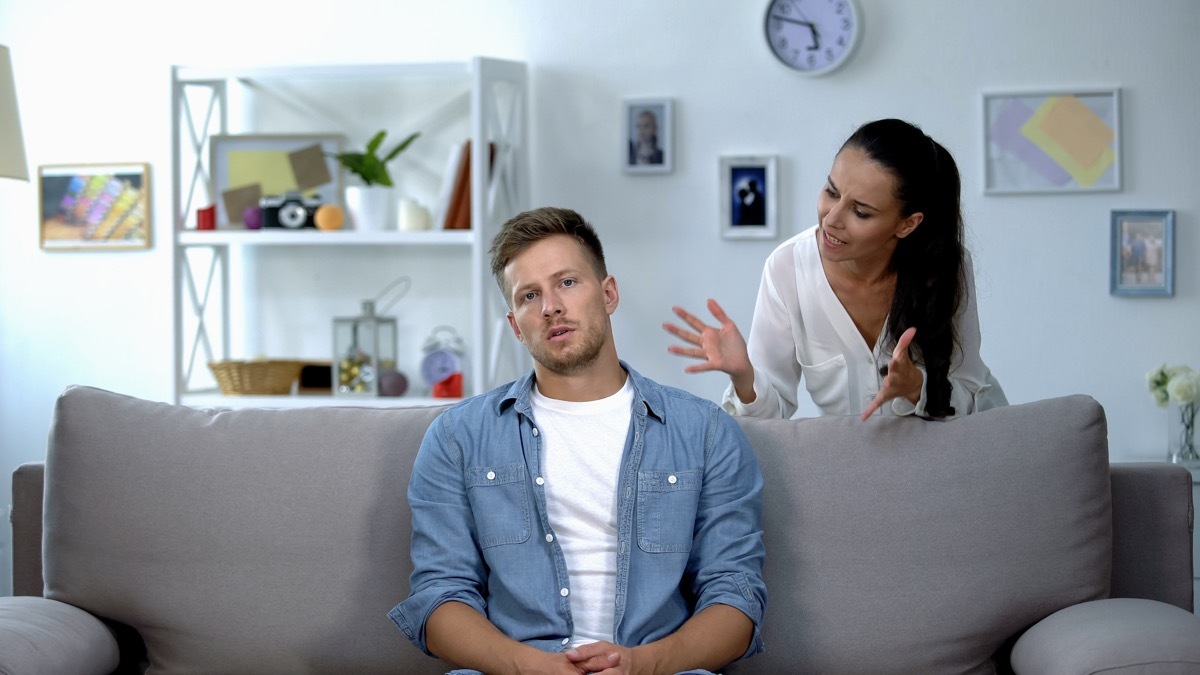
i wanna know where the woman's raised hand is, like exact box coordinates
[663,299,753,382]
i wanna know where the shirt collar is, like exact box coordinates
[493,360,666,424]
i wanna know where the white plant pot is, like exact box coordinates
[344,186,395,231]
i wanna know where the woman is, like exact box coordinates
[664,119,1005,420]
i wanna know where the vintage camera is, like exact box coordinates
[260,191,321,229]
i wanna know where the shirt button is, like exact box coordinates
[535,476,545,486]
[545,533,553,542]
[486,470,496,480]
[560,588,569,597]
[532,428,540,437]
[668,475,677,484]
[561,638,570,645]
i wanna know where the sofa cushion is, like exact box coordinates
[727,395,1112,675]
[43,385,450,674]
[1011,598,1200,674]
[0,595,119,675]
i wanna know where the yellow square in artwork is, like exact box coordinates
[1036,96,1114,168]
[1021,96,1116,187]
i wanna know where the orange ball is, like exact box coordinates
[314,204,344,231]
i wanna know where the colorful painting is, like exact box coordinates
[39,163,151,250]
[984,89,1120,194]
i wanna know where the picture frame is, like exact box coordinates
[623,98,673,174]
[209,133,344,227]
[983,88,1121,195]
[720,155,777,240]
[39,163,151,251]
[1111,210,1174,297]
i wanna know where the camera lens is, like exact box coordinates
[279,203,307,228]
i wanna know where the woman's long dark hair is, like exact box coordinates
[842,119,964,418]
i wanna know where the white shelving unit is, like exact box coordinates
[170,57,530,408]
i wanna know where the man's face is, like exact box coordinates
[636,111,657,143]
[503,235,617,377]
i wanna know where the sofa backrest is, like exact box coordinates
[43,385,451,674]
[728,394,1112,674]
[41,386,1114,674]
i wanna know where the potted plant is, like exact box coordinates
[333,129,420,230]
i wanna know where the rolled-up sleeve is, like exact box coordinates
[688,407,767,660]
[388,413,488,655]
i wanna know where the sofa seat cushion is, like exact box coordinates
[42,385,451,674]
[1011,598,1200,674]
[728,395,1112,675]
[0,596,119,674]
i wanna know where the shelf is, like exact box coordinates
[177,229,475,247]
[181,392,460,410]
[174,61,472,84]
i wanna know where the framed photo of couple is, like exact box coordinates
[1110,209,1173,297]
[719,155,778,240]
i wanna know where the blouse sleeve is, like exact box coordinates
[721,244,804,419]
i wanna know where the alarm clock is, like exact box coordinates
[420,326,465,397]
[764,0,862,76]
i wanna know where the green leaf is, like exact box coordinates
[383,131,421,162]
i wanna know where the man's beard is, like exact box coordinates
[527,321,607,376]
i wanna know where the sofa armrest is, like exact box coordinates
[11,461,45,596]
[1011,598,1200,674]
[0,595,119,675]
[1110,462,1195,612]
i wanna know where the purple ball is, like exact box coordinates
[243,206,263,230]
[379,369,409,397]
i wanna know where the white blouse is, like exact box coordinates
[722,225,1006,419]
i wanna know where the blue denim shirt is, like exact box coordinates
[389,363,766,662]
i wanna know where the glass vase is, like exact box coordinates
[1167,400,1199,466]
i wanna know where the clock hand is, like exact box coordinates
[770,15,821,50]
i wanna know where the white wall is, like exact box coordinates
[1,0,1197,595]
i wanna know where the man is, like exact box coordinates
[629,109,664,165]
[389,207,766,674]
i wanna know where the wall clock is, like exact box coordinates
[764,0,862,76]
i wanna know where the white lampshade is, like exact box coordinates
[0,44,29,181]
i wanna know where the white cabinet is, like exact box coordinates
[170,58,530,407]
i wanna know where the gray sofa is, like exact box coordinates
[2,385,1199,674]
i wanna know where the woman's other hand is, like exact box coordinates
[861,326,923,421]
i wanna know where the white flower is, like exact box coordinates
[1166,371,1200,406]
[1148,363,1195,408]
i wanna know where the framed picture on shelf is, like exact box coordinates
[1110,209,1174,297]
[623,98,673,174]
[209,134,344,227]
[983,88,1120,195]
[38,163,151,251]
[720,155,777,240]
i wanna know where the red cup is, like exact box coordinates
[197,205,216,230]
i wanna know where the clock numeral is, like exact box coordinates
[807,53,817,68]
[842,17,851,30]
[837,35,846,47]
[825,47,835,61]
[836,1,846,14]
[777,36,789,51]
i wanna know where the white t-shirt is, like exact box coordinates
[531,376,633,647]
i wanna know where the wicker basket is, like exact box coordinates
[208,360,304,395]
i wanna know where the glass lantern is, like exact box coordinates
[332,300,397,397]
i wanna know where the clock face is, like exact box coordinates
[421,349,462,387]
[765,0,861,76]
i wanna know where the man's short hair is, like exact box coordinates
[488,207,608,302]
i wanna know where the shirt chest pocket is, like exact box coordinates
[636,469,702,553]
[466,464,530,548]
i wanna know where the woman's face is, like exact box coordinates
[816,147,922,265]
